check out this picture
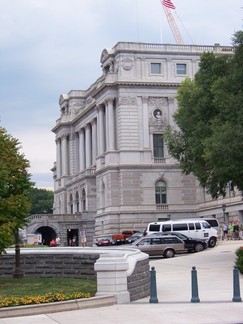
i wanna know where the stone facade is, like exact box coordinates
[48,42,243,244]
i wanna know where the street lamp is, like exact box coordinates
[222,204,226,223]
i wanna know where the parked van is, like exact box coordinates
[145,219,218,248]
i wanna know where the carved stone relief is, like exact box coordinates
[118,96,137,106]
[121,58,134,71]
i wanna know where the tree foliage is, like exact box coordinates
[0,127,32,254]
[165,31,243,199]
[28,187,54,215]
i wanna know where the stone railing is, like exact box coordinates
[0,247,150,304]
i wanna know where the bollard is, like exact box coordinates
[191,266,200,303]
[149,266,158,303]
[232,266,242,302]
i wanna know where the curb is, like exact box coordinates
[0,295,116,319]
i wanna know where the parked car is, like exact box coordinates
[132,234,186,258]
[95,236,114,246]
[125,232,143,243]
[150,232,208,252]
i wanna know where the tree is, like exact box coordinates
[0,127,32,254]
[28,187,54,215]
[165,31,243,199]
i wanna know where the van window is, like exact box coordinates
[188,223,194,230]
[195,223,201,230]
[205,219,218,227]
[149,224,160,232]
[172,223,188,231]
[202,221,211,229]
[162,224,171,232]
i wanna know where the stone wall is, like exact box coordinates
[0,249,150,303]
[0,253,99,280]
[127,259,150,301]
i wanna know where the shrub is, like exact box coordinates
[235,247,243,274]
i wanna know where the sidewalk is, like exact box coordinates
[0,240,243,324]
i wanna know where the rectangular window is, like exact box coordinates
[149,224,161,232]
[151,63,161,74]
[162,224,171,232]
[153,134,164,158]
[172,223,188,231]
[188,223,195,230]
[176,63,187,75]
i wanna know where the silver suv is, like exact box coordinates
[132,234,186,258]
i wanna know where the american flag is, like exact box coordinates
[161,0,176,10]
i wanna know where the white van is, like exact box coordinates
[146,219,218,248]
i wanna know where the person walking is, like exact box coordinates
[80,226,87,247]
[222,223,228,240]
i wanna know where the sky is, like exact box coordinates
[0,0,242,190]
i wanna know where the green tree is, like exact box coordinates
[0,127,32,254]
[165,31,243,199]
[28,187,54,214]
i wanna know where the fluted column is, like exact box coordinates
[97,105,105,155]
[106,97,115,150]
[56,138,62,178]
[85,124,92,168]
[61,134,69,176]
[91,118,97,165]
[79,128,85,171]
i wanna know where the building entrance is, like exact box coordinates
[67,228,79,246]
[36,226,57,246]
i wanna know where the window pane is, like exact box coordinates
[176,63,187,75]
[153,134,164,157]
[162,224,171,232]
[155,180,167,204]
[151,63,161,74]
[172,223,188,231]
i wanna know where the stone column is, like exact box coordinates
[61,134,69,176]
[97,105,105,155]
[85,124,92,168]
[106,97,115,150]
[91,118,97,165]
[79,128,85,171]
[56,138,62,178]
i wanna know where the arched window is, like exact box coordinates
[70,194,73,214]
[155,180,167,204]
[76,191,80,213]
[82,188,86,211]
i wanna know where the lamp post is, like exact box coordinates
[222,204,226,223]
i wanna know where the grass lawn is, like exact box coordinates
[0,278,97,299]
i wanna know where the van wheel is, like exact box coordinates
[194,243,204,252]
[208,237,216,248]
[164,249,175,258]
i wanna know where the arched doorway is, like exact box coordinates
[35,226,57,246]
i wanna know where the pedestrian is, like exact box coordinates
[228,222,234,240]
[80,226,87,247]
[55,236,61,246]
[233,221,240,240]
[222,223,228,240]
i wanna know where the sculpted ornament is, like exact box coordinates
[121,58,134,71]
[149,97,167,108]
[118,96,137,106]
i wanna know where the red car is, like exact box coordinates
[95,236,114,246]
